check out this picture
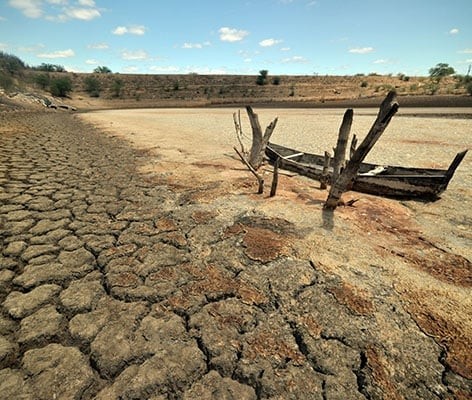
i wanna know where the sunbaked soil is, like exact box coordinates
[1,100,471,398]
[82,105,472,379]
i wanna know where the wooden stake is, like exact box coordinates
[270,157,281,197]
[320,151,331,190]
[332,109,353,182]
[325,91,399,210]
[234,146,264,194]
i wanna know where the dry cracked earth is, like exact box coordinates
[1,110,471,399]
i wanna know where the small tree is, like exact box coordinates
[429,63,455,80]
[94,66,112,74]
[256,70,268,85]
[50,77,72,97]
[84,76,101,97]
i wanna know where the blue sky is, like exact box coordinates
[1,0,471,75]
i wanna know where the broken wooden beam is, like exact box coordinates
[246,106,278,170]
[332,108,353,182]
[325,91,399,210]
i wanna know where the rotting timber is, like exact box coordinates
[263,91,468,204]
[266,142,468,200]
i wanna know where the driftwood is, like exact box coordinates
[246,106,278,170]
[325,91,399,210]
[234,147,264,194]
[332,109,353,182]
[233,110,246,154]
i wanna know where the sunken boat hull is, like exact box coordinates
[265,142,468,200]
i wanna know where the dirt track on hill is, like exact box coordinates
[1,109,471,399]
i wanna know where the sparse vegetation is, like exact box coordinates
[256,70,268,86]
[93,66,112,74]
[112,78,124,98]
[360,81,368,88]
[0,73,14,92]
[0,51,26,75]
[33,73,50,90]
[429,63,455,80]
[84,76,101,97]
[272,76,281,85]
[49,77,72,97]
[34,63,66,73]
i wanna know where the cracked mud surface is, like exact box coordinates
[1,110,471,399]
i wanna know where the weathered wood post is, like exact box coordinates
[246,106,278,170]
[324,91,399,210]
[332,109,353,182]
[270,157,281,197]
[320,151,331,190]
[350,134,358,159]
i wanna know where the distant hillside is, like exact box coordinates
[1,51,471,110]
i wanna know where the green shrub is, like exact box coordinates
[33,73,50,90]
[272,76,281,85]
[256,70,268,86]
[112,78,123,98]
[93,66,112,74]
[0,72,14,91]
[466,82,472,96]
[0,51,26,75]
[50,77,72,97]
[360,81,368,88]
[84,76,101,97]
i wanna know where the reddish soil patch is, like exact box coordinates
[328,283,375,316]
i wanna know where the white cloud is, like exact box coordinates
[458,49,472,54]
[113,25,146,35]
[63,7,100,20]
[149,65,180,73]
[373,59,388,64]
[259,38,282,47]
[219,27,249,42]
[182,41,210,49]
[85,59,99,65]
[123,66,139,73]
[121,50,148,60]
[88,42,109,50]
[37,48,75,58]
[9,0,101,21]
[182,43,202,49]
[0,43,8,50]
[282,55,308,63]
[9,0,43,18]
[449,28,459,35]
[281,47,290,51]
[78,0,95,6]
[0,15,6,21]
[349,47,374,54]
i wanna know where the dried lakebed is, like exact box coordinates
[0,109,471,399]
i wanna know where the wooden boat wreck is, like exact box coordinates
[266,142,468,200]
